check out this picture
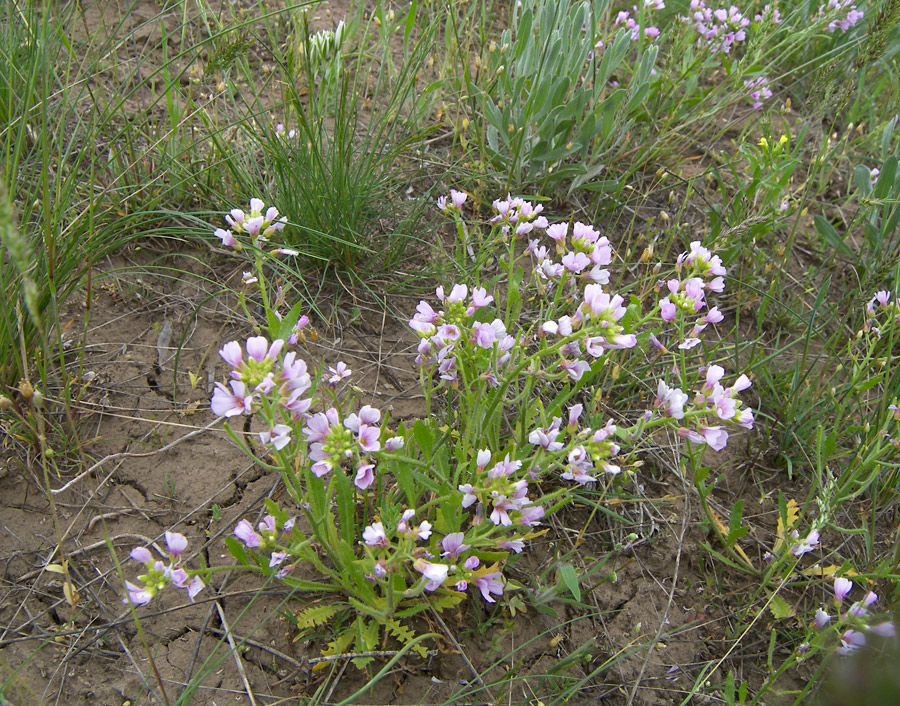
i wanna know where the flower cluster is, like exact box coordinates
[459,451,545,526]
[753,3,783,23]
[526,404,624,484]
[863,290,900,336]
[361,510,508,603]
[681,1,751,54]
[211,336,312,433]
[653,364,753,451]
[437,189,467,212]
[409,283,514,386]
[233,513,296,577]
[489,194,549,236]
[214,198,289,251]
[817,0,864,33]
[814,577,896,655]
[526,219,612,288]
[303,404,401,488]
[124,531,204,605]
[744,75,773,110]
[656,240,727,350]
[614,1,665,42]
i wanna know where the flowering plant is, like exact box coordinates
[123,192,756,663]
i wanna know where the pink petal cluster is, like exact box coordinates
[124,531,204,606]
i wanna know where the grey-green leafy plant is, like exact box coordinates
[474,0,657,193]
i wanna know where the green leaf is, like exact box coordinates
[412,419,433,459]
[394,458,418,507]
[853,164,872,196]
[813,215,854,258]
[768,594,795,620]
[224,536,250,566]
[558,563,581,602]
[874,155,897,200]
[275,298,309,340]
[294,603,340,631]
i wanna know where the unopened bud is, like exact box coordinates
[497,65,505,76]
[500,43,509,55]
[32,390,44,408]
[474,55,481,69]
[659,210,670,222]
[640,246,653,263]
[0,395,13,410]
[18,380,33,401]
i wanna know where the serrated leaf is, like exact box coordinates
[385,619,427,658]
[315,631,354,671]
[293,603,340,632]
[769,594,795,620]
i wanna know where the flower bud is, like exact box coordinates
[18,379,33,401]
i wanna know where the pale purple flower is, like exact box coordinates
[186,576,204,601]
[834,577,853,603]
[415,559,449,591]
[814,608,830,630]
[459,483,478,508]
[124,581,154,605]
[441,532,471,558]
[130,546,153,564]
[518,505,545,526]
[476,449,492,469]
[385,436,405,451]
[355,463,375,490]
[869,621,896,638]
[165,531,188,558]
[475,572,504,603]
[259,424,292,450]
[500,538,525,553]
[215,228,238,247]
[324,361,351,385]
[269,551,288,567]
[211,380,254,417]
[362,522,389,547]
[837,629,866,655]
[234,519,263,548]
[791,529,820,556]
